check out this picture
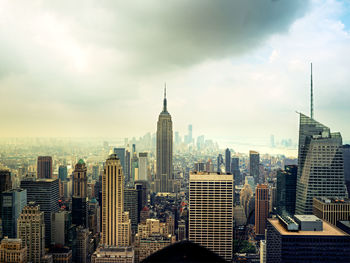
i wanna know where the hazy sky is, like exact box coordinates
[1,0,350,149]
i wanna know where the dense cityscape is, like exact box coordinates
[1,1,350,263]
[1,85,350,262]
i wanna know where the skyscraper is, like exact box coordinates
[37,156,52,179]
[156,88,173,193]
[231,157,241,185]
[276,165,297,215]
[249,151,260,184]
[217,154,224,173]
[0,237,27,263]
[102,154,131,247]
[17,202,45,263]
[255,184,269,235]
[58,165,68,181]
[138,152,148,181]
[225,148,231,174]
[72,159,88,228]
[125,149,131,185]
[295,114,348,214]
[189,172,234,261]
[20,178,59,247]
[0,170,12,220]
[114,148,126,174]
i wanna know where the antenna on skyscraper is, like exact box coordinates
[164,83,166,98]
[310,63,314,119]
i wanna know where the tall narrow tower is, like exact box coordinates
[102,154,131,247]
[156,87,173,193]
[72,159,88,228]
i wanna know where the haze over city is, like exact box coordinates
[1,0,350,156]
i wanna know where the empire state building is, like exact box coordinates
[156,88,174,192]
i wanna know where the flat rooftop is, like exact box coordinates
[294,215,322,222]
[190,173,233,181]
[314,197,350,204]
[268,218,349,236]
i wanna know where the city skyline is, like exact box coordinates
[0,1,350,150]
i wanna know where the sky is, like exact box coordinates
[0,0,350,152]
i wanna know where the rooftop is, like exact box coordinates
[294,215,321,222]
[268,218,348,236]
[314,196,350,204]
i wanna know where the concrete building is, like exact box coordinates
[76,226,90,263]
[124,188,139,233]
[135,219,175,262]
[91,247,134,263]
[72,159,88,228]
[1,188,27,238]
[114,148,126,175]
[49,246,72,263]
[51,210,72,246]
[249,151,260,184]
[260,240,266,263]
[225,148,231,173]
[313,197,350,226]
[20,178,59,247]
[17,202,45,263]
[295,114,348,214]
[0,237,27,263]
[138,153,148,181]
[58,166,68,182]
[0,170,12,222]
[231,157,241,186]
[102,154,131,247]
[276,165,297,215]
[156,89,173,193]
[266,215,350,262]
[255,184,269,235]
[189,172,234,261]
[37,156,53,179]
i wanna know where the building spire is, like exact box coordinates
[163,83,167,112]
[310,63,314,119]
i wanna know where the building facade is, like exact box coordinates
[156,89,173,193]
[17,202,45,263]
[255,184,269,235]
[295,114,348,214]
[20,178,59,247]
[1,188,27,238]
[189,172,234,261]
[72,159,88,228]
[313,197,350,225]
[37,156,53,179]
[249,151,260,184]
[102,154,131,247]
[276,165,297,215]
[0,237,27,263]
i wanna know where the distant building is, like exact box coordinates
[205,159,214,173]
[138,152,148,181]
[58,166,68,181]
[37,156,53,179]
[156,89,174,193]
[194,162,205,172]
[72,159,88,228]
[51,210,73,247]
[101,154,131,247]
[245,176,255,192]
[189,172,234,261]
[276,165,297,215]
[231,157,241,185]
[17,202,45,263]
[92,165,99,181]
[249,151,259,184]
[114,148,126,174]
[295,114,347,214]
[266,215,350,262]
[20,178,59,247]
[255,184,269,235]
[0,170,12,220]
[217,154,224,173]
[177,220,186,241]
[1,188,27,238]
[124,188,139,233]
[225,148,231,174]
[313,197,350,226]
[125,150,131,185]
[0,237,27,263]
[91,246,134,263]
